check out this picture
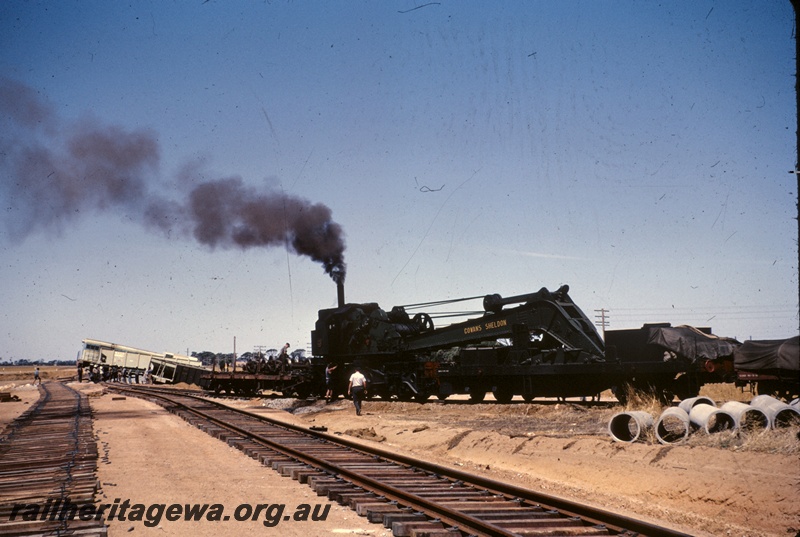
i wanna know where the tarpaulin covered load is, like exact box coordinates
[733,336,800,372]
[646,325,740,363]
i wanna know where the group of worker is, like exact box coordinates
[76,364,146,384]
[219,343,295,373]
[242,343,367,415]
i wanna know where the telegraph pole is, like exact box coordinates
[594,308,609,340]
[793,0,800,333]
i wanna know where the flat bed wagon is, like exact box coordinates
[201,364,323,398]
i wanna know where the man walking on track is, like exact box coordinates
[347,366,367,416]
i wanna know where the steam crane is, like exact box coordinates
[406,285,604,357]
[312,284,612,402]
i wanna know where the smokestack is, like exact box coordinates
[337,280,345,308]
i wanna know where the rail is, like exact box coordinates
[0,382,106,536]
[107,384,692,537]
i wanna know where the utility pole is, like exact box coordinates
[793,0,800,334]
[594,308,609,340]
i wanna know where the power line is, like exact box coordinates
[609,305,795,312]
[594,308,609,339]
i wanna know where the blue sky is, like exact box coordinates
[1,1,796,361]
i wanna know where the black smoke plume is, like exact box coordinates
[0,77,346,282]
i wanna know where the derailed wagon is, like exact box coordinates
[77,338,203,383]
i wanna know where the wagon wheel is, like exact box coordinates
[414,391,431,403]
[492,386,514,404]
[469,390,486,403]
[396,389,414,402]
[611,383,630,405]
[413,313,434,333]
[756,381,794,401]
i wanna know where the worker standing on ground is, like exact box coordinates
[347,366,367,416]
[325,363,338,403]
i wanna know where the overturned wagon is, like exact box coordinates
[78,338,203,383]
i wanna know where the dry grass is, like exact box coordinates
[699,383,753,403]
[447,430,472,450]
[685,425,800,454]
[621,385,667,415]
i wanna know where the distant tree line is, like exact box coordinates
[191,348,306,368]
[1,359,78,366]
[192,351,239,367]
[1,348,306,367]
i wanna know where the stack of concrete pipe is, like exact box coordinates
[749,394,800,428]
[720,401,769,431]
[650,396,713,444]
[657,396,738,442]
[608,411,654,443]
[653,406,691,444]
[687,403,736,434]
[609,394,798,444]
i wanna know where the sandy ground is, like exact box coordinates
[209,391,800,537]
[1,380,798,537]
[0,381,388,537]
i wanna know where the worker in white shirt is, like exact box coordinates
[347,367,367,416]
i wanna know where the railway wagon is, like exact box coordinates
[200,358,324,397]
[730,336,799,400]
[150,357,209,385]
[603,323,741,403]
[77,338,203,382]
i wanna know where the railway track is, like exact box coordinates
[0,381,106,536]
[107,384,691,537]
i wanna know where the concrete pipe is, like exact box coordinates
[790,398,799,409]
[720,401,769,431]
[749,395,800,428]
[678,396,715,414]
[608,411,653,443]
[655,407,691,444]
[689,403,736,434]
